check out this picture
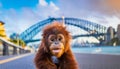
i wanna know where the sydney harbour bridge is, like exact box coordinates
[18,17,107,44]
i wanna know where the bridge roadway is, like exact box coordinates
[0,53,120,69]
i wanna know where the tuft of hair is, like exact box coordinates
[42,21,71,40]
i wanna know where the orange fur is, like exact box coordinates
[34,22,78,69]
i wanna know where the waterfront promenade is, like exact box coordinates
[0,53,120,69]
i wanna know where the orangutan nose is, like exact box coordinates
[54,41,59,45]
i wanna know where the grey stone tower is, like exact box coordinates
[106,26,115,42]
[117,24,120,40]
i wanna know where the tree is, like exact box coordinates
[106,37,120,46]
[9,39,26,47]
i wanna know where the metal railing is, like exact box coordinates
[0,37,30,56]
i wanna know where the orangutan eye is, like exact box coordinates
[57,34,64,42]
[58,37,62,41]
[50,38,55,42]
[48,35,55,42]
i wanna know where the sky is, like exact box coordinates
[0,0,120,39]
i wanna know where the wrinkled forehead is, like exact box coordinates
[47,27,63,35]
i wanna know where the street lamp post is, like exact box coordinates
[62,16,65,27]
[16,34,19,46]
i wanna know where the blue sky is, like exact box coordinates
[0,0,57,9]
[0,0,120,38]
[0,0,38,9]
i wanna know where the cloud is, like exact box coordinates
[0,8,40,36]
[57,0,120,29]
[39,0,48,6]
[36,1,60,18]
[0,0,60,37]
[49,2,59,11]
[105,16,120,29]
[56,0,104,20]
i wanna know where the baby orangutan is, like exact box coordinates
[34,22,78,69]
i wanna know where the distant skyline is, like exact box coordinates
[0,0,120,37]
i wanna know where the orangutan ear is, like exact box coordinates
[40,41,48,53]
[64,37,72,53]
[43,46,48,53]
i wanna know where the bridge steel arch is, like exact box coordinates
[19,17,107,41]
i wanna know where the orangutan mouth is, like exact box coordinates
[52,48,62,53]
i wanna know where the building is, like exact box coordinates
[0,21,9,40]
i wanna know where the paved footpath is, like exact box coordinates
[75,53,120,69]
[0,53,35,69]
[0,53,120,69]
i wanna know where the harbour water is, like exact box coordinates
[72,46,120,55]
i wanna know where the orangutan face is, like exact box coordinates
[42,22,71,58]
[48,34,65,58]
